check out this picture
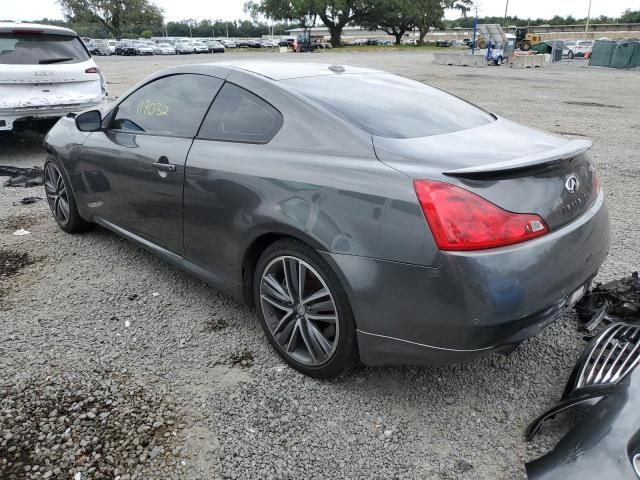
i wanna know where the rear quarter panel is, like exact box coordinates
[183,70,437,286]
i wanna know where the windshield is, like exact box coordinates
[285,73,494,139]
[0,32,90,65]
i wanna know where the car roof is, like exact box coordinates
[213,61,383,81]
[0,22,77,36]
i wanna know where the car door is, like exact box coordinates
[78,73,224,254]
[183,82,284,279]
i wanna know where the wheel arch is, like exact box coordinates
[240,226,329,305]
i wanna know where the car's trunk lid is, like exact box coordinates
[0,61,102,110]
[373,118,598,231]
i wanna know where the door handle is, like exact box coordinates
[153,156,176,172]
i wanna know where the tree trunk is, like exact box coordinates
[328,27,343,47]
[417,27,428,45]
[394,32,404,45]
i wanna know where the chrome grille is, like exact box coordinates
[576,323,640,389]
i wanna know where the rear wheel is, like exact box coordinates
[254,239,356,378]
[44,161,92,233]
[569,51,575,59]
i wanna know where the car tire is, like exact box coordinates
[569,51,574,59]
[254,239,357,378]
[44,160,93,234]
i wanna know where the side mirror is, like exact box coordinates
[75,110,102,132]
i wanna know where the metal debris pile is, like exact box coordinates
[0,165,43,187]
[576,272,640,332]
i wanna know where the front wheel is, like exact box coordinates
[494,56,503,66]
[254,239,356,378]
[44,161,93,233]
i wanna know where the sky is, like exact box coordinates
[1,0,635,23]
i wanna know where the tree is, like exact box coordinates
[57,0,164,39]
[246,0,318,33]
[318,0,372,46]
[620,9,640,24]
[362,0,417,45]
[246,0,371,47]
[414,0,445,45]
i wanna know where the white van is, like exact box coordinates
[0,22,107,132]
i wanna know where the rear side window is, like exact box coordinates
[285,74,494,139]
[198,83,283,143]
[111,74,223,137]
[0,33,90,65]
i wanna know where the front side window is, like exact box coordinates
[0,33,90,65]
[111,74,223,137]
[198,83,283,143]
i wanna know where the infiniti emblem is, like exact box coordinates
[565,176,579,193]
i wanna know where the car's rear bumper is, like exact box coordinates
[322,191,610,366]
[0,99,104,131]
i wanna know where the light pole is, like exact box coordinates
[585,0,593,32]
[504,0,509,18]
[472,3,478,55]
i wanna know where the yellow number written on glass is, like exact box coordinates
[136,99,169,117]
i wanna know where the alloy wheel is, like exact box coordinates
[44,163,70,226]
[260,256,339,366]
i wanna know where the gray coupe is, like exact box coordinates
[43,62,610,377]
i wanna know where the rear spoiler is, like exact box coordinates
[443,138,592,178]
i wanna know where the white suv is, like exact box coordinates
[0,22,107,132]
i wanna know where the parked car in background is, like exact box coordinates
[220,39,237,48]
[153,43,176,55]
[135,41,154,56]
[115,40,138,56]
[44,62,608,378]
[175,41,193,55]
[563,40,577,58]
[205,40,225,53]
[238,39,261,48]
[107,39,117,54]
[311,39,332,49]
[191,41,208,54]
[95,39,112,55]
[573,40,594,57]
[0,22,106,132]
[278,38,295,48]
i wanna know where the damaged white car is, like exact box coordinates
[0,22,107,132]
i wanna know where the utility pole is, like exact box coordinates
[585,0,593,32]
[226,23,229,38]
[504,0,508,18]
[472,3,478,54]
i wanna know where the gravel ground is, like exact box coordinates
[1,49,639,479]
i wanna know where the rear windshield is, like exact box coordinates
[285,74,494,139]
[0,33,90,65]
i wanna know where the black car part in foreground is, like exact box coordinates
[525,321,640,479]
[576,271,640,332]
[0,165,43,187]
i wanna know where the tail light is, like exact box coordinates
[85,67,99,74]
[413,179,549,251]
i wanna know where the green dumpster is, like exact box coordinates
[588,40,617,67]
[611,41,640,69]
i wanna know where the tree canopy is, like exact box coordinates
[57,0,164,39]
[23,5,640,42]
